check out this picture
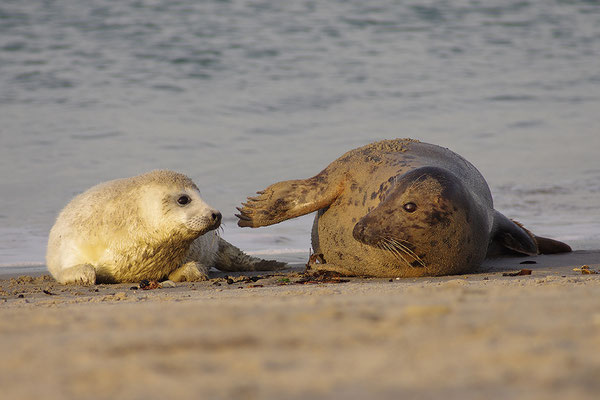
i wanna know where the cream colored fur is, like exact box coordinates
[47,170,284,285]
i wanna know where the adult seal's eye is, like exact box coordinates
[403,202,417,213]
[177,195,191,206]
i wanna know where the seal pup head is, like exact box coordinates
[135,170,222,240]
[352,166,490,275]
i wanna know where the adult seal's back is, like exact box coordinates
[236,139,571,277]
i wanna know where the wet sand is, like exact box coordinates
[1,251,599,400]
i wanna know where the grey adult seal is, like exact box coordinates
[236,139,570,277]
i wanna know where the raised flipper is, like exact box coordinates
[488,212,538,256]
[236,171,344,228]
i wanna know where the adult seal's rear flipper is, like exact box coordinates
[511,218,572,254]
[534,235,572,254]
[488,212,572,256]
[489,212,538,256]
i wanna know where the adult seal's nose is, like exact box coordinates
[352,222,367,242]
[211,211,222,223]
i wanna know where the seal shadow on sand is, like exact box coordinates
[480,250,599,275]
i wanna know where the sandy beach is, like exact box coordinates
[1,250,599,400]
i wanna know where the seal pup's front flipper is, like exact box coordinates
[237,171,344,227]
[53,264,97,285]
[488,211,539,256]
[168,261,209,282]
[213,237,287,272]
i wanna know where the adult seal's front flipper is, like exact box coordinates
[236,170,344,228]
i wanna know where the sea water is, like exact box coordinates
[1,0,599,268]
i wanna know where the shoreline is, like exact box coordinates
[1,250,599,399]
[1,249,598,281]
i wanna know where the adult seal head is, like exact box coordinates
[236,139,571,277]
[47,170,284,284]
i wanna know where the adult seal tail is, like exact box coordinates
[47,170,284,285]
[236,139,571,278]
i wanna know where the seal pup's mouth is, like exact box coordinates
[186,211,222,234]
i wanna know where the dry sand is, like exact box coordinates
[1,250,599,400]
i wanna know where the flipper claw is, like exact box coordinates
[235,213,251,221]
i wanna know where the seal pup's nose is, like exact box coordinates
[211,212,222,223]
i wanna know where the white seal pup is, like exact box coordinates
[47,170,284,284]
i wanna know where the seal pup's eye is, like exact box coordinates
[403,202,417,213]
[177,195,191,206]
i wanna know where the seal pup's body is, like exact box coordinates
[237,139,570,277]
[47,170,283,284]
